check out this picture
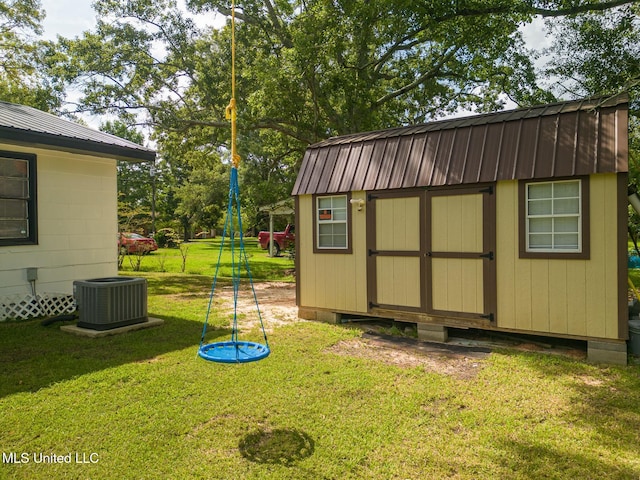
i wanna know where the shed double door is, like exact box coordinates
[367,185,496,323]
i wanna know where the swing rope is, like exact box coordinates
[198,0,270,363]
[225,0,240,169]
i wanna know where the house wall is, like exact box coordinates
[0,143,118,297]
[495,174,621,340]
[298,191,368,313]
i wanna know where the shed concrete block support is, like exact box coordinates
[316,310,342,324]
[297,307,317,321]
[587,340,627,365]
[417,324,448,343]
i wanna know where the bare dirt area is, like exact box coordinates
[215,282,300,331]
[325,334,490,380]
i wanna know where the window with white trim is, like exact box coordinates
[526,179,581,252]
[0,152,37,245]
[316,195,348,249]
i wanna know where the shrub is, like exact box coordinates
[155,228,180,248]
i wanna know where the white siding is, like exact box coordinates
[0,143,118,296]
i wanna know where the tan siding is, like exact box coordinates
[431,194,483,253]
[530,261,550,332]
[375,197,420,251]
[495,184,517,328]
[496,175,620,339]
[548,262,568,334]
[432,258,484,313]
[566,261,587,336]
[376,256,421,307]
[298,193,368,313]
[514,260,533,331]
[603,176,620,338]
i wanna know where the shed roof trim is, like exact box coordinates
[0,101,156,162]
[292,94,628,195]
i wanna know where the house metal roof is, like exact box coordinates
[0,101,156,162]
[292,94,628,195]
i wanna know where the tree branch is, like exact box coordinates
[251,120,314,144]
[436,0,638,22]
[375,47,460,106]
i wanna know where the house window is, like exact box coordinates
[519,177,589,259]
[0,151,37,245]
[315,194,350,251]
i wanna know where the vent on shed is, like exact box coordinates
[73,277,147,330]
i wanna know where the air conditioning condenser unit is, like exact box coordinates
[73,277,148,330]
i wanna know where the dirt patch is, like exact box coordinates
[325,334,490,380]
[215,282,301,332]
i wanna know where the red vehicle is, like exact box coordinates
[118,232,158,254]
[257,224,294,256]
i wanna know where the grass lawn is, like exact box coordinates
[118,237,295,282]
[2,258,640,478]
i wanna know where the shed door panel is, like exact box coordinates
[427,186,496,322]
[431,258,484,313]
[376,196,421,251]
[376,256,422,308]
[367,192,425,311]
[431,194,484,253]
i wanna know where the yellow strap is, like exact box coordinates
[226,0,240,168]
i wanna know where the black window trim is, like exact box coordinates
[0,150,37,246]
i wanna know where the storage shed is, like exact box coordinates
[292,94,629,363]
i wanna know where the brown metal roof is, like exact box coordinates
[292,94,629,195]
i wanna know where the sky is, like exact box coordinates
[40,0,225,40]
[41,0,97,41]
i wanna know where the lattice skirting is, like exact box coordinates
[0,293,76,321]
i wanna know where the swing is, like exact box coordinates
[198,0,270,364]
[198,168,270,364]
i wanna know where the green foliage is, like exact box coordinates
[174,159,229,232]
[0,0,64,109]
[154,227,180,248]
[545,4,640,103]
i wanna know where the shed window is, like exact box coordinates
[520,178,589,259]
[0,152,37,245]
[316,195,348,250]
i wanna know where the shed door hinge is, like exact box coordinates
[479,251,494,260]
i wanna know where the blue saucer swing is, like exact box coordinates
[198,1,269,364]
[198,168,270,364]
